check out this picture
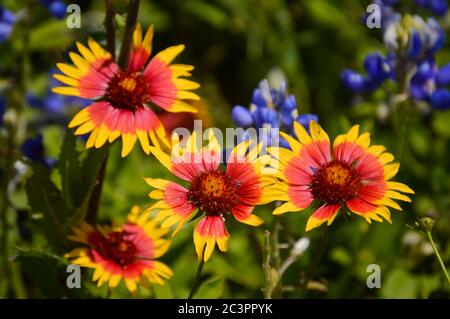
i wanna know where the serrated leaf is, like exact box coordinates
[25,164,70,252]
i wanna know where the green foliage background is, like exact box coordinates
[0,0,449,298]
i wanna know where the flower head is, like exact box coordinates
[53,24,200,157]
[145,132,279,261]
[66,206,173,292]
[267,121,414,231]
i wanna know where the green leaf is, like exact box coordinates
[194,277,225,299]
[81,147,109,190]
[59,131,83,209]
[25,164,70,252]
[58,133,108,226]
[29,20,74,50]
[12,249,89,298]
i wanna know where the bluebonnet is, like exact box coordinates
[383,15,445,62]
[0,96,6,127]
[232,79,318,147]
[376,0,448,16]
[410,61,450,109]
[343,2,448,112]
[0,6,16,43]
[415,0,448,16]
[341,52,393,93]
[21,134,57,168]
[39,0,67,20]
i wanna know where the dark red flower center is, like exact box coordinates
[310,160,362,205]
[89,231,137,266]
[105,70,150,111]
[188,169,239,215]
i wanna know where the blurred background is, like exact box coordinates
[0,0,449,298]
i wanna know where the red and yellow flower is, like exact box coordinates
[267,121,414,231]
[66,206,173,292]
[145,132,279,261]
[53,24,200,157]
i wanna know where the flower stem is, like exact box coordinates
[262,230,280,299]
[262,230,272,299]
[188,249,205,299]
[117,0,140,69]
[426,231,450,285]
[299,226,328,298]
[84,0,117,224]
[104,0,116,60]
[85,150,109,224]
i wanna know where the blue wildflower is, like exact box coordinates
[39,0,67,20]
[0,6,16,43]
[297,113,319,131]
[232,79,318,147]
[21,134,57,168]
[410,61,450,109]
[384,15,445,61]
[0,96,6,127]
[341,52,393,93]
[415,0,448,16]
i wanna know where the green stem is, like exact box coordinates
[426,231,450,285]
[272,217,281,269]
[188,249,206,299]
[85,0,117,224]
[262,230,272,299]
[117,0,140,68]
[104,0,116,60]
[85,150,109,224]
[299,226,328,298]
